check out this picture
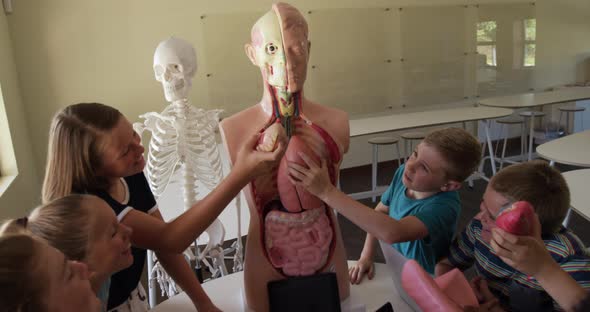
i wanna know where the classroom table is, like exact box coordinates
[562,169,590,227]
[478,87,590,161]
[348,105,513,200]
[151,261,414,312]
[536,130,590,167]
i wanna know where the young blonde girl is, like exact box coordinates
[27,194,133,311]
[0,219,101,312]
[42,102,285,311]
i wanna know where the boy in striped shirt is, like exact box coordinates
[436,161,590,311]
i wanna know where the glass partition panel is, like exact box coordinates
[306,8,401,114]
[476,3,536,98]
[202,12,264,117]
[400,5,468,107]
[200,3,539,117]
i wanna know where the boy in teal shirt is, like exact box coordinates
[288,128,481,280]
[381,163,460,274]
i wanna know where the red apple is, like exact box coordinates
[495,201,535,236]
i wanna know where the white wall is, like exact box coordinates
[4,0,534,173]
[534,0,590,90]
[0,9,41,217]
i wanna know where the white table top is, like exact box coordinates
[536,130,590,167]
[563,169,590,222]
[151,261,413,312]
[349,105,513,137]
[478,87,590,109]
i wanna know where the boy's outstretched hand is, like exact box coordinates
[349,258,375,284]
[287,152,335,201]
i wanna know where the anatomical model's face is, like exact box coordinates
[251,10,288,90]
[247,5,310,117]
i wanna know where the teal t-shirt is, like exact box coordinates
[380,164,460,275]
[97,277,111,312]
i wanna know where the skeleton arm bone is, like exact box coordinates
[134,112,175,135]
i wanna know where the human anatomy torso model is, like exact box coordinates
[220,3,350,311]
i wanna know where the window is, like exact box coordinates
[523,18,536,67]
[0,84,17,179]
[477,21,497,67]
[0,83,18,197]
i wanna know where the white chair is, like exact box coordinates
[494,117,526,168]
[401,131,426,162]
[519,110,546,157]
[559,106,586,135]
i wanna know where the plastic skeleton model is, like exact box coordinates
[134,37,242,303]
[220,3,351,311]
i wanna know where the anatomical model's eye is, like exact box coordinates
[266,43,278,55]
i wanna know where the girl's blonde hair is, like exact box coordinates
[28,194,95,262]
[0,220,48,311]
[42,103,122,203]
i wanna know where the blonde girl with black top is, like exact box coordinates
[42,103,285,311]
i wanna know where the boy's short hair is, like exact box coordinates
[490,160,570,234]
[423,127,482,182]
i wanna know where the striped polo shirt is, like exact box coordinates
[448,219,590,311]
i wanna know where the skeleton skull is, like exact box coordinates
[154,37,197,102]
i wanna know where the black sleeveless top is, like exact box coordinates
[91,172,157,309]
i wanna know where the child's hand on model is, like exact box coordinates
[287,152,335,201]
[234,132,286,180]
[490,213,553,277]
[348,257,375,284]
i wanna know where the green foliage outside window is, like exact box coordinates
[477,21,497,42]
[524,18,536,66]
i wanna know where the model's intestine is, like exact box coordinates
[252,118,339,277]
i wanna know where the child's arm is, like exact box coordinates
[287,155,428,244]
[349,203,389,284]
[123,134,285,253]
[491,216,588,312]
